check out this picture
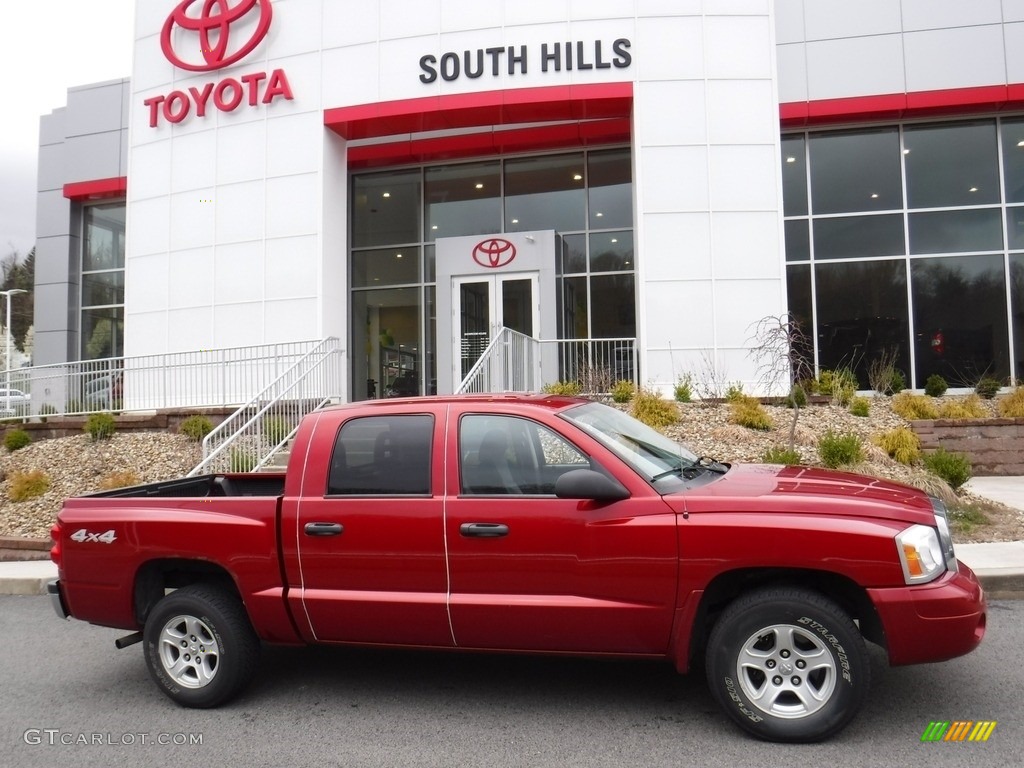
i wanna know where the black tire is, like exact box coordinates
[705,587,869,742]
[143,584,260,708]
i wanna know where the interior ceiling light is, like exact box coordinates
[382,192,391,198]
[871,193,879,199]
[969,187,978,192]
[475,183,484,189]
[1018,140,1024,147]
[785,157,796,163]
[595,211,603,217]
[573,174,583,181]
[396,253,403,258]
[903,149,910,155]
[611,238,618,243]
[431,225,438,230]
[511,218,519,224]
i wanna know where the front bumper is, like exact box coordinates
[868,562,986,666]
[48,580,70,620]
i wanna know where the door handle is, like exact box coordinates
[460,523,509,538]
[304,522,344,536]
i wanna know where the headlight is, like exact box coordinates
[895,524,945,584]
[930,497,959,574]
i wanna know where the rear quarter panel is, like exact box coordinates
[57,497,283,635]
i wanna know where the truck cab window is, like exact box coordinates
[327,414,433,495]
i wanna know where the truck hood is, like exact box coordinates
[667,463,936,526]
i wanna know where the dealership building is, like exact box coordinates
[34,0,1024,405]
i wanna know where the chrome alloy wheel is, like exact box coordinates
[736,623,837,719]
[157,614,220,689]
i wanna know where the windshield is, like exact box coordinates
[561,402,701,484]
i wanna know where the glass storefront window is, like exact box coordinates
[1001,118,1024,203]
[84,204,125,271]
[781,135,807,216]
[911,255,1009,384]
[587,148,632,229]
[589,231,633,272]
[814,260,909,387]
[82,203,125,361]
[785,219,810,261]
[905,121,999,208]
[558,276,588,339]
[82,307,123,360]
[809,128,902,214]
[786,264,812,332]
[559,234,586,275]
[351,246,420,288]
[352,170,421,248]
[1011,255,1024,382]
[352,288,423,400]
[813,214,904,260]
[504,153,586,232]
[590,274,635,338]
[908,209,1002,254]
[424,161,500,241]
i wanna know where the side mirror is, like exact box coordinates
[555,469,630,501]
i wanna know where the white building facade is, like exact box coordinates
[35,1,1024,403]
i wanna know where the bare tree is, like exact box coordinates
[747,313,815,451]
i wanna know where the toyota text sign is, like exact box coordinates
[146,0,293,127]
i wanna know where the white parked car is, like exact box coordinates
[0,388,30,417]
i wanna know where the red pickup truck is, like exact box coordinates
[49,395,986,742]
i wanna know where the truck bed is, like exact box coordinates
[83,473,285,499]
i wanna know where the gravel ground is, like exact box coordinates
[1,396,1021,543]
[0,432,201,539]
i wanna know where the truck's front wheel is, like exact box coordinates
[143,584,259,708]
[706,587,869,742]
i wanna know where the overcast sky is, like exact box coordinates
[0,1,135,260]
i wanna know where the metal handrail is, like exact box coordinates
[188,338,344,476]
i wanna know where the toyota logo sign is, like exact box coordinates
[161,0,274,72]
[472,238,517,268]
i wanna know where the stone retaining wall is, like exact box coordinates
[0,408,233,443]
[912,418,1024,476]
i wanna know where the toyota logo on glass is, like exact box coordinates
[145,0,293,127]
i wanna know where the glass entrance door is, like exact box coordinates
[453,273,539,386]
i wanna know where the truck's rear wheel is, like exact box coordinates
[706,587,869,742]
[143,584,259,708]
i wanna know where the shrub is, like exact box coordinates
[262,416,293,446]
[891,392,939,420]
[729,395,773,431]
[939,395,986,420]
[848,396,870,417]
[4,429,31,452]
[922,448,971,490]
[542,380,582,396]
[98,470,142,490]
[948,503,991,536]
[872,427,921,464]
[8,470,51,502]
[997,386,1024,418]
[229,448,257,473]
[818,431,863,468]
[762,446,801,465]
[673,375,692,403]
[180,415,213,442]
[84,412,116,441]
[784,384,807,409]
[975,377,1002,399]
[724,382,745,402]
[818,368,858,406]
[630,389,678,429]
[924,374,948,398]
[610,380,635,404]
